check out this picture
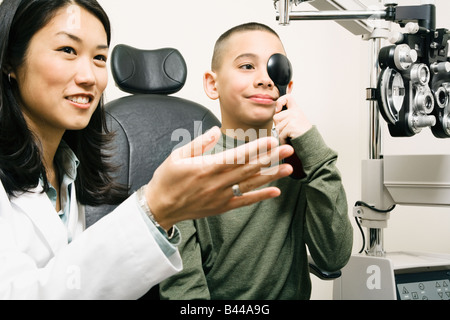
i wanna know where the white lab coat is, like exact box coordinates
[0,181,182,299]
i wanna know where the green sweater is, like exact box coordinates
[159,126,353,300]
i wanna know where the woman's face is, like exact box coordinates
[12,4,109,138]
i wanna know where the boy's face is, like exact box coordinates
[205,30,290,133]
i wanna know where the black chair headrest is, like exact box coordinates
[111,44,187,95]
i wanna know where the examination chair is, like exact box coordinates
[84,44,339,300]
[84,44,220,299]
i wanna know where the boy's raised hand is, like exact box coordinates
[273,93,312,144]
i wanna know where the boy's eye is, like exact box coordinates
[239,64,254,70]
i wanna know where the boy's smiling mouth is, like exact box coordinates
[248,94,276,105]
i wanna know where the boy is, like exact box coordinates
[159,22,353,300]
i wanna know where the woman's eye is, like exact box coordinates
[95,55,107,62]
[59,47,76,55]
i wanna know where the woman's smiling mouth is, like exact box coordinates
[66,95,93,108]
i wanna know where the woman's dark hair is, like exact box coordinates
[0,0,129,205]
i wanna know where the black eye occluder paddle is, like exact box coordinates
[267,53,305,179]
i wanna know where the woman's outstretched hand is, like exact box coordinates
[144,126,294,231]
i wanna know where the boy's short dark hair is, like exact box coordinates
[211,22,280,71]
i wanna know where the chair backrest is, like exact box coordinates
[85,44,220,227]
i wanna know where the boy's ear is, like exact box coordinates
[287,80,294,94]
[203,71,219,100]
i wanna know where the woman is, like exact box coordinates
[0,0,293,299]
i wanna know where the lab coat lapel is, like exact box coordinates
[67,185,85,240]
[11,185,68,254]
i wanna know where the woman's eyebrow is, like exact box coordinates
[55,31,109,50]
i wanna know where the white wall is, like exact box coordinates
[98,0,450,299]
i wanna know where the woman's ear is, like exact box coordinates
[2,66,16,82]
[203,70,219,100]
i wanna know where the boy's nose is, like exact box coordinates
[256,72,274,88]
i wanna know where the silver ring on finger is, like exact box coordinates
[232,184,243,197]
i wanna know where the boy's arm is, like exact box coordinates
[159,219,211,300]
[292,127,353,272]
